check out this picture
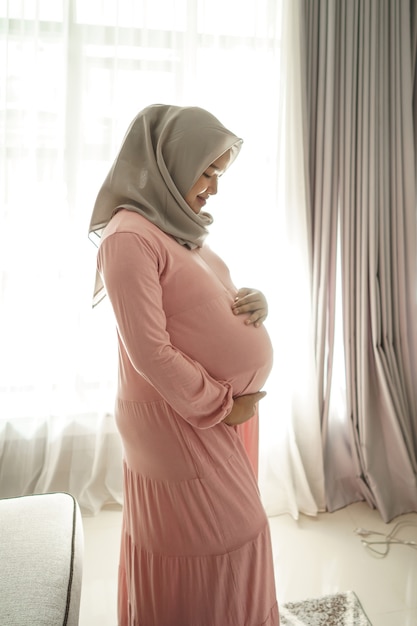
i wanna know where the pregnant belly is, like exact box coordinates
[167,295,273,396]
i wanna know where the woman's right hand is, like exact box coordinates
[223,391,267,426]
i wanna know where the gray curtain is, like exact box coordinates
[301,0,417,522]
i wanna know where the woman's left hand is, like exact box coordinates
[232,288,268,328]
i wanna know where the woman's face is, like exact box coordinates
[184,149,232,214]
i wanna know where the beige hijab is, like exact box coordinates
[89,104,243,305]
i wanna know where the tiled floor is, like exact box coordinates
[79,502,417,626]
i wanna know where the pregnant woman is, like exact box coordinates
[89,104,279,626]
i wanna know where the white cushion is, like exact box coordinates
[0,492,84,626]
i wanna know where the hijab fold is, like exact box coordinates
[89,104,243,306]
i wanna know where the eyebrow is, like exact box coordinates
[207,163,223,174]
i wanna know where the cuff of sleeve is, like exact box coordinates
[187,382,234,430]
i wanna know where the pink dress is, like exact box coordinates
[98,210,279,626]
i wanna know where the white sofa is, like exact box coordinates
[0,492,84,626]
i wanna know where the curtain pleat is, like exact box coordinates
[302,0,417,521]
[412,0,417,183]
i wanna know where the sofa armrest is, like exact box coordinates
[0,492,84,626]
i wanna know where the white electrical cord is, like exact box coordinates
[354,521,417,557]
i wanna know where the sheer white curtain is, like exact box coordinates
[0,0,324,516]
[258,0,325,517]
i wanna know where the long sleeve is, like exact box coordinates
[98,230,233,428]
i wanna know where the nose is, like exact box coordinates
[207,176,218,196]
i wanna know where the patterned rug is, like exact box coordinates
[280,591,372,625]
